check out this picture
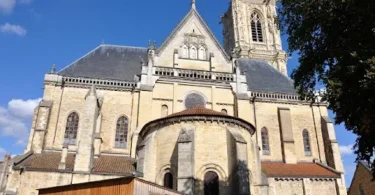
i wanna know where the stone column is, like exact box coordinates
[227,129,250,195]
[177,128,195,195]
[73,85,99,173]
[93,113,103,157]
[31,100,53,154]
[58,144,68,170]
[278,107,297,164]
[321,116,347,195]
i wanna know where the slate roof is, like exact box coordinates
[58,44,148,82]
[14,152,136,175]
[237,59,297,94]
[261,162,341,178]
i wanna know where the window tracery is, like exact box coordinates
[250,12,263,42]
[115,116,129,148]
[64,112,79,145]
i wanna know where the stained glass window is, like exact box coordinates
[64,112,79,145]
[115,116,128,148]
[185,93,206,109]
[303,129,312,156]
[261,127,270,155]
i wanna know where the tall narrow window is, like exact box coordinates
[250,12,263,42]
[64,112,79,144]
[161,105,168,117]
[261,127,270,155]
[115,116,129,148]
[181,45,188,58]
[190,46,197,59]
[163,172,173,189]
[204,171,219,195]
[198,46,206,60]
[303,129,312,156]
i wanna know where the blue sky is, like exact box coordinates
[0,0,357,186]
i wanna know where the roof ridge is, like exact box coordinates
[102,44,147,50]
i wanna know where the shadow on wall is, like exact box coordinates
[179,160,250,195]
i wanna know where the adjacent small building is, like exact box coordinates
[38,176,183,195]
[348,161,375,195]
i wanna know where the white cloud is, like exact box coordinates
[0,0,16,14]
[0,23,27,36]
[0,0,32,14]
[340,144,354,156]
[8,98,41,119]
[0,98,41,146]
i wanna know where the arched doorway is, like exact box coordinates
[163,172,173,189]
[204,171,219,195]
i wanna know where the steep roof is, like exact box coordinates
[261,162,341,178]
[58,44,148,81]
[237,59,297,94]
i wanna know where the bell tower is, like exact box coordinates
[221,0,288,75]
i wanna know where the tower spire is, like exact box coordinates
[191,0,196,9]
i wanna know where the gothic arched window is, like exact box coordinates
[204,171,219,195]
[185,93,206,109]
[261,127,270,155]
[115,116,129,148]
[64,112,79,144]
[163,172,173,189]
[303,129,312,156]
[190,46,197,59]
[250,12,263,42]
[181,45,188,58]
[161,105,168,117]
[198,46,206,60]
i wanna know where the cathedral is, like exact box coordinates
[2,0,347,194]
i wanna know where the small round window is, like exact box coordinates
[185,93,206,109]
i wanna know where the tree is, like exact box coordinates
[279,0,375,175]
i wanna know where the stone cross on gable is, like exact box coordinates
[191,0,196,9]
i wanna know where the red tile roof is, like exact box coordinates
[92,155,136,175]
[15,152,75,171]
[261,162,340,178]
[14,152,135,175]
[168,106,227,118]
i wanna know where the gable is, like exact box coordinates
[155,8,231,72]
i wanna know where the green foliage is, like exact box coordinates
[279,0,375,174]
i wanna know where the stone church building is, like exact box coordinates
[3,0,347,194]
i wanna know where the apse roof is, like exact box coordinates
[58,44,148,82]
[237,59,297,95]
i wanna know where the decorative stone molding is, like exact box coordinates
[152,98,173,102]
[154,67,234,83]
[140,116,255,139]
[62,76,136,89]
